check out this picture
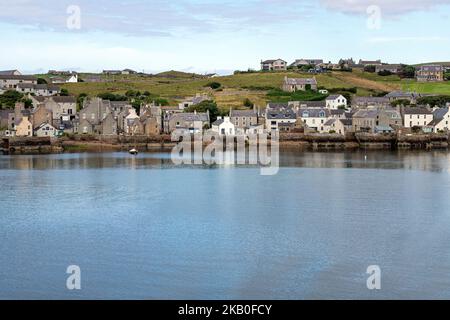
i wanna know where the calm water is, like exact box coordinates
[1,151,450,299]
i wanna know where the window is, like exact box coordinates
[91,113,95,120]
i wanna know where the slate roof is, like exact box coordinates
[230,109,257,117]
[298,108,330,118]
[284,77,317,86]
[403,107,432,115]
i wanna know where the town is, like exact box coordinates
[1,58,450,150]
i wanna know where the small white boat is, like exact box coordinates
[129,148,138,155]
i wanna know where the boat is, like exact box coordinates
[129,148,138,155]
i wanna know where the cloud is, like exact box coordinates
[0,0,314,37]
[320,0,450,15]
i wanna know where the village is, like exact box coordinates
[1,58,450,148]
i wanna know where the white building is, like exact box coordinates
[34,122,59,137]
[261,59,287,71]
[298,108,331,133]
[124,108,140,134]
[403,107,433,128]
[430,107,450,132]
[211,116,235,136]
[326,94,347,110]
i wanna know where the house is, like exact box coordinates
[261,59,287,71]
[0,75,37,90]
[359,59,383,66]
[15,116,33,137]
[330,109,347,119]
[78,97,114,134]
[265,106,297,131]
[379,108,402,129]
[352,96,391,109]
[124,108,140,134]
[290,59,324,68]
[0,70,22,76]
[402,107,433,128]
[211,116,235,136]
[385,91,425,104]
[338,58,357,68]
[103,70,122,75]
[429,107,450,132]
[16,83,60,96]
[29,95,77,125]
[375,64,402,74]
[168,111,210,133]
[352,109,380,133]
[31,104,53,129]
[50,73,78,84]
[322,118,351,135]
[282,76,317,92]
[121,69,137,75]
[416,65,444,82]
[34,122,59,137]
[229,109,258,133]
[178,93,209,110]
[298,108,331,133]
[326,95,347,110]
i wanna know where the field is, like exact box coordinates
[47,69,450,111]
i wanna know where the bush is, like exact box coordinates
[184,100,220,122]
[243,98,253,108]
[378,70,393,76]
[0,90,24,108]
[97,92,127,101]
[205,82,221,89]
[364,65,376,73]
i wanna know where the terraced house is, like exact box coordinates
[282,76,318,92]
[416,65,444,82]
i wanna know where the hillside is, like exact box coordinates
[56,70,450,111]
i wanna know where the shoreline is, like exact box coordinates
[2,133,450,155]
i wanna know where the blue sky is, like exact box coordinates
[0,0,449,74]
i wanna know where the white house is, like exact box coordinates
[298,108,331,133]
[124,108,140,134]
[211,116,235,136]
[403,107,433,128]
[34,122,59,137]
[430,107,450,132]
[326,94,347,110]
[66,74,78,83]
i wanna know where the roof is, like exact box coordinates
[212,119,224,126]
[35,122,56,130]
[375,125,394,131]
[433,107,449,121]
[266,108,296,120]
[0,75,36,81]
[417,65,444,72]
[340,119,353,126]
[284,77,317,86]
[292,100,326,108]
[353,96,390,105]
[0,70,20,75]
[330,109,346,116]
[17,83,60,91]
[51,96,76,103]
[385,91,419,99]
[403,107,432,115]
[327,94,344,100]
[262,59,286,64]
[267,102,289,109]
[298,108,330,118]
[230,109,257,117]
[324,119,336,126]
[170,112,209,122]
[353,109,379,118]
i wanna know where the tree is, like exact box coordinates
[417,95,450,107]
[243,98,253,108]
[77,93,88,111]
[185,100,220,122]
[445,72,450,81]
[378,70,393,76]
[97,92,127,101]
[60,88,69,96]
[391,99,411,107]
[37,78,48,84]
[399,65,416,79]
[0,90,24,108]
[364,65,376,73]
[22,98,33,108]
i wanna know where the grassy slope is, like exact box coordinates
[56,70,450,111]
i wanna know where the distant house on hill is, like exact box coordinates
[375,64,402,74]
[290,59,324,68]
[416,65,444,82]
[0,70,22,76]
[261,59,287,71]
[282,76,317,92]
[359,59,383,66]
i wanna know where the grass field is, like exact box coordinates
[52,70,450,111]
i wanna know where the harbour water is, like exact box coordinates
[1,151,450,299]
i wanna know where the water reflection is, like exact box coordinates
[1,150,450,173]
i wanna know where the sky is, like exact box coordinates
[0,0,449,75]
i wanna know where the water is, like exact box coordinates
[1,151,450,299]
